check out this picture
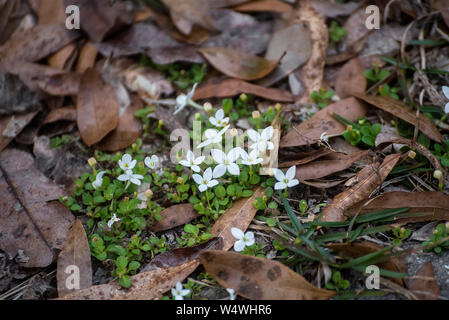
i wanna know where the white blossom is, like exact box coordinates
[231,227,255,252]
[92,171,106,189]
[179,150,205,173]
[209,109,229,128]
[443,86,449,113]
[211,148,241,178]
[274,166,299,190]
[174,83,199,115]
[107,213,120,228]
[144,155,159,170]
[192,167,219,192]
[240,149,263,166]
[171,282,190,300]
[248,126,274,153]
[197,125,230,149]
[118,154,136,171]
[226,288,237,300]
[118,169,144,186]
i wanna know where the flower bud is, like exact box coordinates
[274,103,281,112]
[203,102,213,112]
[239,93,248,102]
[194,113,201,121]
[252,111,260,119]
[145,189,153,199]
[230,128,238,137]
[88,157,97,167]
[177,177,183,184]
[407,150,416,159]
[434,170,443,180]
[158,120,164,127]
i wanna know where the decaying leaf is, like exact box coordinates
[43,106,77,124]
[199,47,279,81]
[0,73,42,116]
[258,23,312,87]
[76,42,98,73]
[354,93,444,143]
[57,219,92,297]
[200,250,335,300]
[0,112,38,153]
[280,97,367,148]
[0,148,74,268]
[150,203,199,232]
[194,78,293,102]
[36,72,81,96]
[211,187,264,250]
[407,262,440,300]
[59,260,199,300]
[143,237,223,271]
[321,153,402,222]
[310,0,361,18]
[335,57,366,99]
[233,0,293,14]
[77,68,119,146]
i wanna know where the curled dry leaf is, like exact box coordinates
[200,250,335,300]
[59,260,199,300]
[291,0,328,103]
[280,97,367,148]
[77,68,119,146]
[407,262,440,300]
[257,23,312,87]
[199,47,279,81]
[150,203,199,232]
[233,0,293,13]
[0,149,74,267]
[143,237,223,271]
[75,42,98,73]
[43,106,77,124]
[321,153,401,222]
[211,187,264,250]
[57,219,92,297]
[0,112,38,153]
[354,93,443,143]
[294,150,369,182]
[335,57,366,99]
[194,78,293,102]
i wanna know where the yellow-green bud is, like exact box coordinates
[239,93,248,102]
[408,150,416,159]
[252,111,260,119]
[203,102,213,112]
[177,177,183,184]
[434,170,443,180]
[145,189,153,198]
[274,103,281,112]
[158,120,164,127]
[88,157,97,167]
[194,113,201,121]
[230,128,238,137]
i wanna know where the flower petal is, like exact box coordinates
[285,166,296,180]
[274,181,287,190]
[117,174,129,181]
[261,126,274,140]
[198,184,207,192]
[244,231,255,241]
[129,160,137,169]
[193,156,205,165]
[174,295,184,300]
[227,163,240,176]
[287,179,300,188]
[247,129,259,142]
[205,129,219,140]
[122,154,132,163]
[209,117,218,126]
[443,86,449,100]
[233,240,246,252]
[213,164,227,178]
[130,178,141,185]
[211,149,226,164]
[231,227,244,240]
[216,109,224,120]
[204,167,213,180]
[208,179,219,188]
[179,160,191,167]
[445,102,449,114]
[192,174,203,185]
[273,168,285,182]
[191,165,201,173]
[227,147,241,162]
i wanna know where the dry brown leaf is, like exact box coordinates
[43,106,77,124]
[258,23,312,87]
[59,260,199,300]
[194,79,293,102]
[291,0,328,103]
[0,149,74,268]
[211,187,264,250]
[280,97,367,148]
[233,0,293,13]
[335,57,366,99]
[295,150,369,181]
[76,42,98,73]
[278,148,334,168]
[310,0,361,18]
[321,153,401,222]
[150,203,199,232]
[0,112,38,153]
[199,47,279,81]
[77,68,119,146]
[57,219,92,297]
[407,262,440,300]
[200,250,335,300]
[431,0,449,29]
[96,95,142,152]
[34,0,66,24]
[354,93,443,143]
[36,72,81,96]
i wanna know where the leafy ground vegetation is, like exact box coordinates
[1,0,449,301]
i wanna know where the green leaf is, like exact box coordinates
[116,256,128,270]
[119,276,132,288]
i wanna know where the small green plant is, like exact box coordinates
[328,21,347,44]
[392,227,411,246]
[50,134,71,149]
[241,242,265,258]
[423,223,449,254]
[379,83,399,100]
[298,200,308,216]
[433,140,449,167]
[310,89,335,108]
[326,271,350,291]
[364,66,390,84]
[337,116,382,147]
[177,223,214,247]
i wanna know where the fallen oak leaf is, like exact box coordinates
[211,187,264,250]
[200,250,335,300]
[199,47,279,81]
[150,203,199,232]
[57,219,92,297]
[354,93,443,143]
[321,153,402,222]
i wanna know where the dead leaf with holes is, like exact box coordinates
[57,219,92,297]
[200,250,335,300]
[321,153,402,222]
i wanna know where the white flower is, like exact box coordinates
[240,149,263,166]
[107,213,120,228]
[171,282,190,300]
[118,154,136,171]
[443,86,449,113]
[144,155,159,170]
[211,148,241,178]
[179,150,205,173]
[192,167,219,192]
[209,109,229,128]
[92,171,106,189]
[174,83,198,115]
[248,126,274,153]
[197,125,230,149]
[274,166,299,190]
[226,288,237,300]
[231,227,255,252]
[320,132,329,143]
[118,169,144,186]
